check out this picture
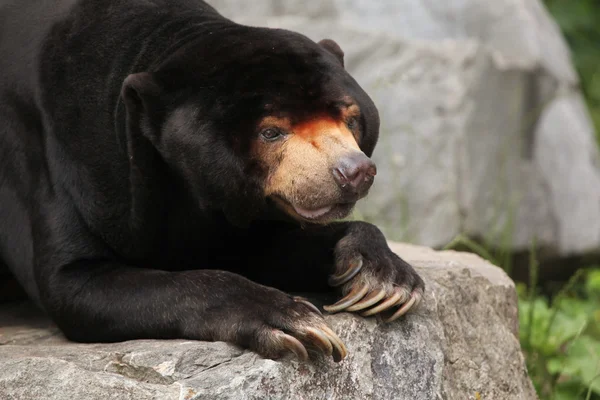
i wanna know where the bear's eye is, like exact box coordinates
[260,128,285,141]
[346,117,358,131]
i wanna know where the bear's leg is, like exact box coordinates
[246,220,425,323]
[26,199,345,362]
[38,260,347,362]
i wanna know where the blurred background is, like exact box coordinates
[206,0,600,398]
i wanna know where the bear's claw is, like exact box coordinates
[305,327,333,355]
[384,293,418,322]
[361,287,406,316]
[324,284,422,321]
[293,296,323,316]
[267,297,348,362]
[275,324,347,362]
[346,289,387,311]
[323,284,369,313]
[320,325,347,362]
[327,257,363,287]
[304,326,347,362]
[276,331,309,361]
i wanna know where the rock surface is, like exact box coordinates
[0,243,537,400]
[207,0,600,256]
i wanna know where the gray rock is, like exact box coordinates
[208,0,600,256]
[0,242,537,400]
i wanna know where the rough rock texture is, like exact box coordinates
[0,243,537,400]
[207,0,600,256]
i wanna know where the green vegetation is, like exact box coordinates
[518,269,600,400]
[543,0,600,141]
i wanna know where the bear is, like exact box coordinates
[0,0,424,362]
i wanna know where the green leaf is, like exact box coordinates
[586,270,600,295]
[560,336,600,395]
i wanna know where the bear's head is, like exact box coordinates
[121,26,380,226]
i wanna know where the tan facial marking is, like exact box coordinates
[293,117,355,142]
[256,114,361,217]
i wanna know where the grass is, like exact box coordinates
[517,267,600,400]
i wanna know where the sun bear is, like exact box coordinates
[0,0,424,362]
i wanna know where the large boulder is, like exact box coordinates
[0,243,537,399]
[207,0,600,257]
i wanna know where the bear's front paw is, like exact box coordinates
[228,291,347,363]
[323,222,424,322]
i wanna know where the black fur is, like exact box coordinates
[0,0,424,358]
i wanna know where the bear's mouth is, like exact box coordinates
[293,202,355,222]
[273,196,355,223]
[292,204,334,219]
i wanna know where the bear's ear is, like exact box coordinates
[318,38,344,67]
[121,72,164,144]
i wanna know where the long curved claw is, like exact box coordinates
[319,325,348,362]
[328,258,363,287]
[277,331,308,361]
[323,284,369,313]
[412,289,424,308]
[346,289,387,312]
[293,296,323,316]
[384,295,417,323]
[361,288,404,317]
[304,327,333,356]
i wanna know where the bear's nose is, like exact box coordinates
[332,152,377,195]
